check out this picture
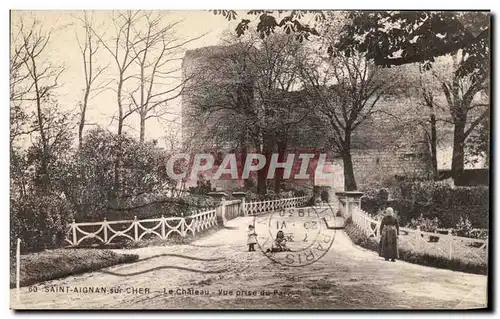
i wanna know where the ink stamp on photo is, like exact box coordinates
[253,204,337,267]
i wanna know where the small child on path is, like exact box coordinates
[247,225,257,252]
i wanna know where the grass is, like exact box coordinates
[344,218,487,275]
[10,249,139,288]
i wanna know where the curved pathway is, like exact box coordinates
[10,216,487,309]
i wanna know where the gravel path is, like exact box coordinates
[10,215,488,310]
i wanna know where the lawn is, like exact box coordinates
[10,249,139,288]
[397,230,487,265]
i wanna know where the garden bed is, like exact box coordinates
[344,218,487,275]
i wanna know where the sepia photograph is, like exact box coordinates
[8,9,491,310]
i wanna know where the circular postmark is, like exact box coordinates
[253,203,337,267]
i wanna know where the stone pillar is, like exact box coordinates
[343,191,364,219]
[208,192,229,225]
[335,191,346,218]
[232,191,246,216]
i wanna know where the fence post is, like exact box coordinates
[221,198,227,225]
[16,238,21,303]
[208,191,229,225]
[71,219,77,246]
[134,216,139,242]
[103,218,108,244]
[181,218,186,237]
[448,229,453,260]
[161,215,166,239]
[232,192,246,216]
[415,226,421,252]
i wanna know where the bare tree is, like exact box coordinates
[128,12,204,143]
[17,18,65,184]
[75,11,110,148]
[10,20,33,145]
[185,32,309,194]
[300,51,396,191]
[92,11,143,136]
[436,51,489,181]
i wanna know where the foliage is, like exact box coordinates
[61,128,176,221]
[10,249,138,288]
[336,12,489,78]
[188,175,215,195]
[465,114,490,167]
[11,192,74,254]
[213,10,325,42]
[361,188,390,215]
[406,214,440,233]
[336,12,490,181]
[218,11,489,78]
[451,216,488,240]
[344,218,486,275]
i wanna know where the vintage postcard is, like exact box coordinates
[9,10,490,310]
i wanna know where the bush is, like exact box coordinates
[343,218,487,275]
[407,214,440,233]
[188,175,215,195]
[11,193,74,254]
[62,128,176,221]
[10,249,138,288]
[361,188,390,215]
[452,217,488,240]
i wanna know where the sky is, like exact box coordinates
[11,10,249,148]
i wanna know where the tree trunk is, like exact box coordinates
[139,113,145,143]
[239,134,251,189]
[342,150,357,191]
[274,140,287,193]
[451,119,466,184]
[257,135,273,196]
[430,112,438,180]
[78,100,87,149]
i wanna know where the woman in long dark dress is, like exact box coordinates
[379,207,400,262]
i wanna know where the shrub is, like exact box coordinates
[451,217,488,240]
[407,214,440,233]
[62,128,176,221]
[453,216,474,237]
[361,188,390,215]
[188,175,215,195]
[11,192,74,254]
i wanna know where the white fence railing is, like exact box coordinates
[351,208,488,263]
[243,196,309,216]
[66,196,309,246]
[65,209,217,247]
